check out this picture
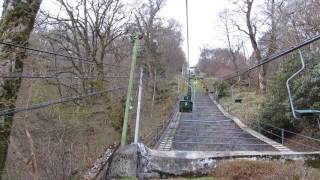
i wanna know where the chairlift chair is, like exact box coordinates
[286,50,320,122]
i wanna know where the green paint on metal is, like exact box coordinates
[187,87,192,97]
[295,109,320,118]
[179,100,193,112]
[184,95,191,101]
[121,33,141,147]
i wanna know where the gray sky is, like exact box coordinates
[159,0,267,66]
[159,0,233,66]
[0,0,265,66]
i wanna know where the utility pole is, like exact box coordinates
[121,33,142,147]
[185,0,191,84]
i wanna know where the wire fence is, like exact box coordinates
[257,120,320,151]
[140,95,181,148]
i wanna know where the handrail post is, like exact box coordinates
[121,33,142,147]
[257,120,261,133]
[281,128,285,145]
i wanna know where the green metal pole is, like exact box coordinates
[121,33,140,147]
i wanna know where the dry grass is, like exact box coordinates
[138,78,179,148]
[209,160,320,180]
[164,160,320,180]
[193,80,207,93]
[4,78,121,179]
[219,88,264,126]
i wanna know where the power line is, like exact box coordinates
[0,86,127,117]
[221,33,320,80]
[0,74,94,79]
[0,41,129,69]
[0,74,129,79]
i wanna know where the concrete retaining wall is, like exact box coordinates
[97,143,320,179]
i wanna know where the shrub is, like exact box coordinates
[259,52,320,137]
[214,80,230,97]
[204,78,230,97]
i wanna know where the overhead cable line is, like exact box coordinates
[0,41,129,69]
[221,34,320,80]
[0,86,128,117]
[0,74,129,79]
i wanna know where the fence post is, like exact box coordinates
[257,120,261,133]
[281,128,285,145]
[156,128,160,141]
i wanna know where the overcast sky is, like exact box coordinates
[159,0,234,66]
[0,0,265,66]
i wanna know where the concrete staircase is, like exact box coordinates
[157,92,291,152]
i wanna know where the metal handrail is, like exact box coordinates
[258,120,320,143]
[286,50,305,119]
[154,99,180,149]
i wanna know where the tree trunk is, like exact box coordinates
[266,0,278,71]
[245,0,266,94]
[150,70,157,120]
[0,0,42,175]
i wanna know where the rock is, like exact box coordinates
[106,143,144,179]
[83,148,114,180]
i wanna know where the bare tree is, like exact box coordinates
[219,9,244,72]
[257,0,286,73]
[41,0,129,92]
[198,47,247,77]
[233,0,266,93]
[265,0,278,56]
[134,0,166,119]
[135,0,166,79]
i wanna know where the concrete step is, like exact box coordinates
[157,92,289,153]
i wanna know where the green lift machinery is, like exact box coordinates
[120,33,142,147]
[180,85,193,112]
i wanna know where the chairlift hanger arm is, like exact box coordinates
[286,50,320,119]
[286,50,305,119]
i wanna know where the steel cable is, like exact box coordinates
[0,41,129,69]
[0,86,129,116]
[220,34,320,80]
